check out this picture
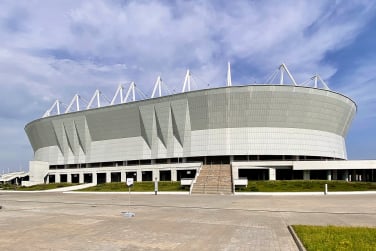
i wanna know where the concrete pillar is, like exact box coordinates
[79,173,84,184]
[136,170,142,182]
[106,172,111,183]
[55,174,60,183]
[269,168,276,181]
[327,170,332,181]
[92,172,97,184]
[45,175,49,184]
[67,173,72,183]
[121,171,126,183]
[232,167,239,180]
[153,169,160,181]
[332,170,338,180]
[303,170,310,180]
[343,170,349,181]
[171,169,177,182]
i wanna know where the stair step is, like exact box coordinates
[191,164,233,195]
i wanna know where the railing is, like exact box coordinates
[189,162,203,195]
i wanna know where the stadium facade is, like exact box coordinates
[23,64,376,189]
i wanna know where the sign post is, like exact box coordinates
[122,178,135,218]
[154,177,158,195]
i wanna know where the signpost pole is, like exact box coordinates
[122,178,135,218]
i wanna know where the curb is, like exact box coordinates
[63,191,190,195]
[235,191,376,196]
[287,225,306,251]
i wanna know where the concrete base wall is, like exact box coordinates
[22,161,49,186]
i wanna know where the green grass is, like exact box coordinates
[293,225,376,251]
[236,180,376,192]
[0,183,77,191]
[80,181,189,192]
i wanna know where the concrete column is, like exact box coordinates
[121,171,126,183]
[79,173,84,184]
[92,172,97,184]
[332,170,338,180]
[269,168,276,181]
[153,169,160,181]
[171,169,177,182]
[343,170,349,181]
[55,174,60,183]
[303,170,310,180]
[106,172,111,183]
[45,175,49,184]
[67,173,72,183]
[230,155,234,163]
[232,167,239,180]
[136,170,142,182]
[327,170,332,181]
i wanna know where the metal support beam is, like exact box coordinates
[111,84,124,105]
[65,94,80,113]
[182,70,191,92]
[300,74,330,90]
[124,82,136,102]
[279,63,297,86]
[87,90,101,109]
[227,62,232,87]
[43,99,61,117]
[151,76,162,98]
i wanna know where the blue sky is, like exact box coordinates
[0,0,375,172]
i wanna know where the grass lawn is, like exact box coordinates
[0,183,77,191]
[236,180,376,192]
[293,225,376,251]
[80,181,189,192]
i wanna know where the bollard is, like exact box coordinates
[324,183,328,195]
[154,178,158,195]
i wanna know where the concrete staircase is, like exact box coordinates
[191,164,233,195]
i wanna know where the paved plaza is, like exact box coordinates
[0,192,375,250]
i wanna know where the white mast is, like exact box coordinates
[43,99,61,117]
[279,63,297,86]
[111,84,124,105]
[151,76,162,98]
[182,69,191,92]
[65,94,80,113]
[124,82,136,102]
[86,90,101,109]
[301,74,330,90]
[227,62,232,86]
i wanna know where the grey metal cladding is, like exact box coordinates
[86,105,140,140]
[154,103,170,147]
[63,121,75,155]
[170,99,188,144]
[188,93,208,130]
[52,119,65,155]
[25,119,55,151]
[139,105,154,148]
[25,85,356,159]
[73,119,87,154]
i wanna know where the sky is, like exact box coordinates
[0,0,376,173]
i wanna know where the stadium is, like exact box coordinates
[22,64,376,193]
